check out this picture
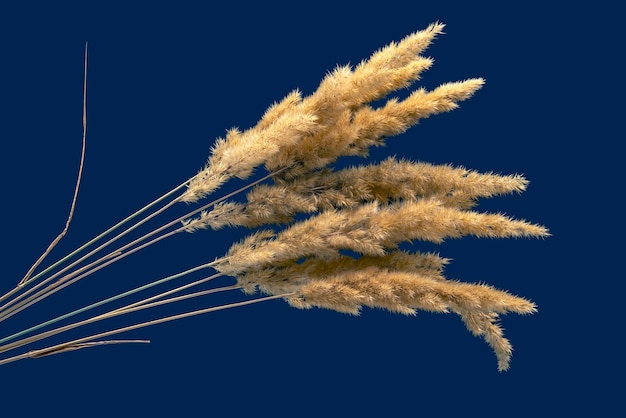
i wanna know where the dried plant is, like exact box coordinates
[0,23,548,371]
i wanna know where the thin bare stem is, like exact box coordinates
[0,282,238,355]
[110,273,228,314]
[0,282,239,355]
[0,294,291,366]
[0,168,283,321]
[24,161,288,295]
[0,227,189,323]
[113,284,242,314]
[16,179,190,290]
[0,283,287,364]
[0,263,221,346]
[30,339,151,358]
[18,42,89,287]
[1,194,183,314]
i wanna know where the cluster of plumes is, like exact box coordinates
[182,23,549,371]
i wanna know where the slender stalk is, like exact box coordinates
[0,294,290,366]
[0,284,288,363]
[29,339,151,358]
[0,262,221,346]
[0,181,188,310]
[0,283,239,356]
[0,193,184,314]
[19,42,89,288]
[0,168,282,321]
[0,227,186,323]
[0,283,240,355]
[20,180,189,289]
[109,273,227,315]
[113,284,242,314]
[0,196,201,321]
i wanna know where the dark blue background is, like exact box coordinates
[0,2,620,416]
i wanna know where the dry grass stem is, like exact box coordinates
[18,43,89,287]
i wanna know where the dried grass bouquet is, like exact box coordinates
[0,23,548,371]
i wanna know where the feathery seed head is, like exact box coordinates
[180,23,545,371]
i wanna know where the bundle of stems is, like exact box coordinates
[0,23,548,371]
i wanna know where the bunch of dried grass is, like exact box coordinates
[0,23,547,371]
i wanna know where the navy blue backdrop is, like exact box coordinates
[0,2,620,416]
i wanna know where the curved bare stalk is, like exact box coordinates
[18,42,89,288]
[29,340,151,358]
